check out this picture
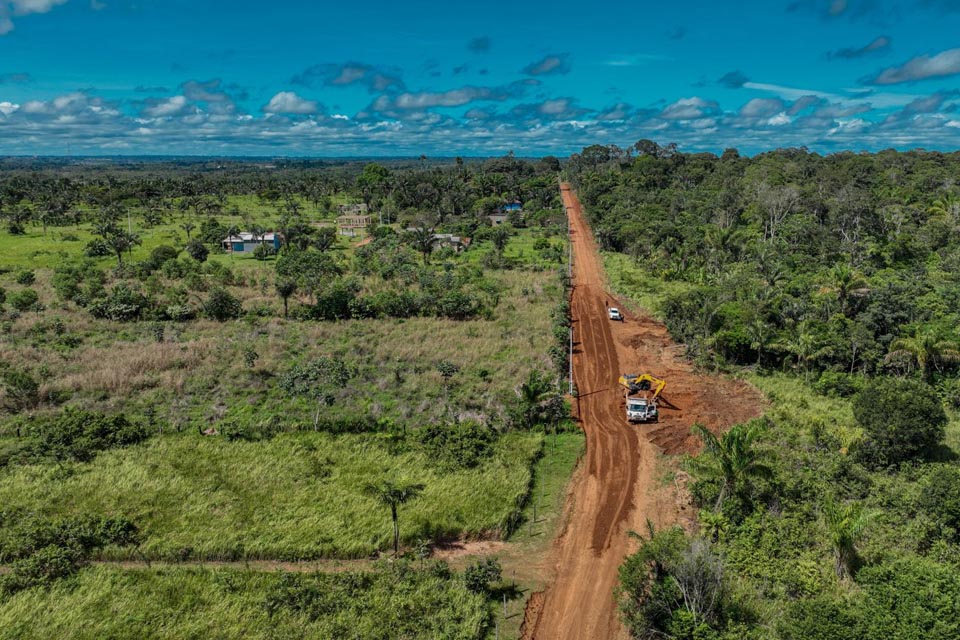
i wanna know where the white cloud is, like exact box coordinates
[262,91,319,115]
[739,98,785,118]
[0,101,19,115]
[660,97,717,120]
[1,0,70,34]
[142,95,189,118]
[868,48,960,85]
[767,112,791,126]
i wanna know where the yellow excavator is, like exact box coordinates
[618,373,666,423]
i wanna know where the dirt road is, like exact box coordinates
[523,184,761,640]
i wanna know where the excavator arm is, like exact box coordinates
[618,373,666,399]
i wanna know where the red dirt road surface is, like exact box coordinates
[522,185,762,640]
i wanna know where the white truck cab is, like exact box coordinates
[608,307,623,321]
[626,397,658,423]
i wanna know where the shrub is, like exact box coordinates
[0,513,140,596]
[1,368,40,414]
[88,284,150,322]
[463,557,502,593]
[918,465,960,540]
[186,239,209,263]
[852,378,947,467]
[25,408,149,463]
[14,270,35,285]
[84,238,113,257]
[164,303,195,322]
[253,243,276,261]
[815,371,864,398]
[418,422,496,470]
[148,245,179,271]
[0,287,5,305]
[203,287,242,321]
[9,288,40,313]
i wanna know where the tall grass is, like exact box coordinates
[1,270,557,428]
[0,565,489,640]
[0,431,543,560]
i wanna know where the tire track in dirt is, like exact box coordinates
[522,184,762,640]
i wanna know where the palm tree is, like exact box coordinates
[275,280,296,318]
[826,263,869,316]
[747,318,772,366]
[224,224,241,258]
[408,225,437,264]
[928,193,960,225]
[822,499,877,581]
[517,370,554,428]
[364,480,426,555]
[181,222,195,240]
[885,330,960,382]
[491,226,511,256]
[777,323,833,379]
[690,423,772,511]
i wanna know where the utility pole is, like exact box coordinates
[568,204,574,396]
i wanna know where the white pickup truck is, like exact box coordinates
[608,307,624,321]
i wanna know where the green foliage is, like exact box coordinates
[363,479,426,554]
[83,237,112,257]
[185,239,209,262]
[147,245,179,271]
[0,431,543,560]
[418,422,496,470]
[203,287,242,321]
[779,556,960,640]
[462,557,502,594]
[252,243,276,261]
[918,465,960,540]
[688,421,772,516]
[821,499,878,580]
[259,563,490,639]
[1,367,40,415]
[511,369,560,429]
[814,371,864,398]
[0,512,139,597]
[8,288,40,313]
[279,357,353,404]
[11,408,149,464]
[618,527,735,639]
[88,283,150,321]
[852,378,947,467]
[276,249,342,297]
[14,270,34,285]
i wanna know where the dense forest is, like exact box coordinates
[568,142,960,640]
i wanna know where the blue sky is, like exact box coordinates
[2,0,960,155]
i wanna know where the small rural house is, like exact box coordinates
[338,203,369,216]
[221,232,282,254]
[487,213,509,226]
[433,233,471,253]
[406,228,471,253]
[337,213,372,237]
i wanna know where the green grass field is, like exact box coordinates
[0,564,489,640]
[0,430,544,560]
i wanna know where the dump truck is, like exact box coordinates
[618,373,666,423]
